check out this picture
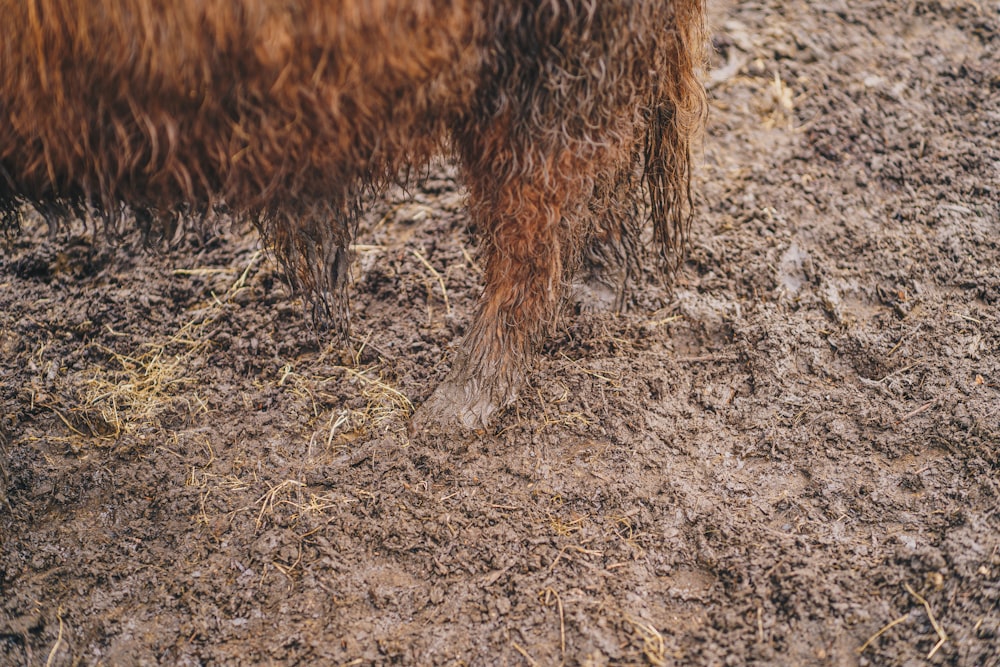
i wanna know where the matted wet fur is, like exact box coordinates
[0,0,707,431]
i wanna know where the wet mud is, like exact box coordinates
[2,1,998,665]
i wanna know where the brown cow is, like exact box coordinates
[0,1,707,432]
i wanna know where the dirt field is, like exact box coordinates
[2,1,998,665]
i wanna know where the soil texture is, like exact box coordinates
[2,1,999,665]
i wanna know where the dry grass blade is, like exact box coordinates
[624,613,667,666]
[45,609,63,667]
[649,314,683,327]
[511,641,540,667]
[539,588,566,659]
[857,613,908,655]
[893,399,937,426]
[411,249,452,316]
[343,366,414,424]
[44,608,65,667]
[904,582,948,658]
[857,582,949,658]
[255,479,306,532]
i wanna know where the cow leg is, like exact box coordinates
[409,129,601,433]
[570,147,645,314]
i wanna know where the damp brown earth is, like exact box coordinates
[2,1,998,665]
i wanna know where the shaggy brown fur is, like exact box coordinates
[0,0,707,431]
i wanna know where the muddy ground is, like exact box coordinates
[2,1,998,665]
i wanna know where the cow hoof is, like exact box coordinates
[408,368,518,441]
[408,382,493,440]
